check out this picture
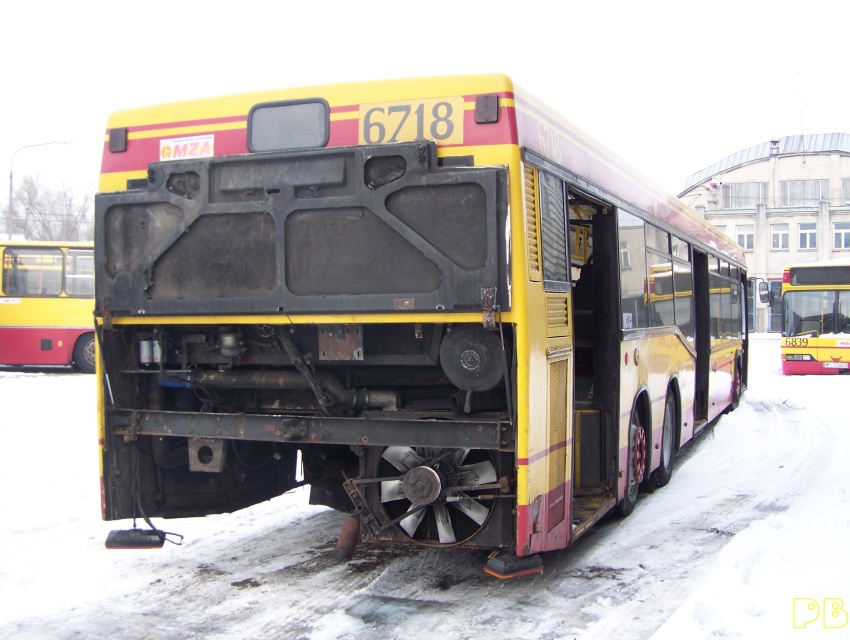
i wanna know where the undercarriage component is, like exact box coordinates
[332,515,361,561]
[186,369,400,412]
[439,325,505,392]
[105,528,165,550]
[483,553,543,579]
[370,446,504,546]
[188,438,226,473]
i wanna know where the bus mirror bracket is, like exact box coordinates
[757,281,772,305]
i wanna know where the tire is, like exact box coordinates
[729,356,742,411]
[73,333,96,374]
[655,391,676,488]
[617,404,646,517]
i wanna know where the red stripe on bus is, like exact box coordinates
[107,114,246,135]
[99,128,250,175]
[100,95,520,177]
[516,438,571,466]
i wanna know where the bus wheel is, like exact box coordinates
[617,406,645,517]
[73,333,96,374]
[655,391,676,488]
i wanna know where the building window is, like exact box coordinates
[620,240,631,269]
[780,180,829,207]
[722,182,767,209]
[843,178,850,205]
[799,222,817,250]
[835,222,850,250]
[736,224,754,250]
[713,224,727,235]
[771,223,789,250]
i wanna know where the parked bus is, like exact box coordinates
[94,75,747,574]
[774,257,850,374]
[0,241,95,373]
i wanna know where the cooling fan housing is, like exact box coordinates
[362,445,513,548]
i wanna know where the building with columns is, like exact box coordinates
[678,133,850,332]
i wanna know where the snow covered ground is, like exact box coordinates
[0,335,847,639]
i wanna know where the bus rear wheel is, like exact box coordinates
[655,391,676,488]
[73,333,96,374]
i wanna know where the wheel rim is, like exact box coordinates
[628,416,646,495]
[83,339,96,367]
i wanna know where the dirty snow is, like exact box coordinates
[0,335,847,639]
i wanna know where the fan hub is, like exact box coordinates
[403,466,442,505]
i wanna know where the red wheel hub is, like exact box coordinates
[632,425,646,482]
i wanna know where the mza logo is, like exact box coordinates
[160,134,214,162]
[793,598,848,629]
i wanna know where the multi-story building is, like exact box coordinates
[678,133,850,332]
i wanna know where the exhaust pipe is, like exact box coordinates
[187,370,399,411]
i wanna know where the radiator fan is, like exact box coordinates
[377,446,497,546]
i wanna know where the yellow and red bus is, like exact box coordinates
[0,241,95,373]
[94,75,747,572]
[777,257,850,375]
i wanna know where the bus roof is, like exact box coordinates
[100,74,744,267]
[784,256,850,270]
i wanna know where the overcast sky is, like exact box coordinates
[1,0,847,203]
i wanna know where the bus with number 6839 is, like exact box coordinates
[769,257,850,375]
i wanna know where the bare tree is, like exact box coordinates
[9,175,93,241]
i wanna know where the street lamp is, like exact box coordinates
[8,140,72,238]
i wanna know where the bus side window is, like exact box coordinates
[3,251,22,295]
[839,292,850,334]
[538,171,569,290]
[5,248,63,296]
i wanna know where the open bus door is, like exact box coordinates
[692,250,710,425]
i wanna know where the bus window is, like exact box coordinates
[618,210,647,329]
[646,224,670,254]
[2,247,63,296]
[784,291,831,336]
[538,171,569,288]
[65,250,95,297]
[248,100,329,152]
[839,292,850,334]
[673,261,694,341]
[672,237,689,262]
[647,254,674,327]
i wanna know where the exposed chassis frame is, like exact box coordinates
[108,409,514,451]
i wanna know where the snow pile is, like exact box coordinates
[1,336,848,639]
[653,337,850,639]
